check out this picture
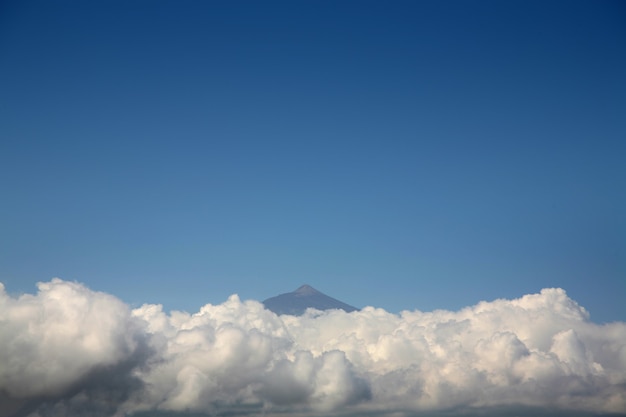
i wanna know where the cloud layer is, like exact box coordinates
[1,279,625,417]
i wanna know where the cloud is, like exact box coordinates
[0,280,624,417]
[0,279,150,417]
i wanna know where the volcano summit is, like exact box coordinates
[262,284,358,315]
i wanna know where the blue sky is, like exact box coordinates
[1,1,625,322]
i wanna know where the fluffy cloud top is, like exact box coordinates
[0,279,624,417]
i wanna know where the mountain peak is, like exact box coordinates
[294,284,319,296]
[263,284,358,316]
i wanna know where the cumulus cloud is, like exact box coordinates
[0,280,624,417]
[0,279,150,417]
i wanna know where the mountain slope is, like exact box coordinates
[263,284,358,315]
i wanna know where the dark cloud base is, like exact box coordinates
[129,406,626,417]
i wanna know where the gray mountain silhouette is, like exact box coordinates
[263,284,358,315]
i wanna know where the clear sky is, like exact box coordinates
[1,0,625,323]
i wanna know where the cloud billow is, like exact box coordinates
[0,279,150,417]
[0,279,624,417]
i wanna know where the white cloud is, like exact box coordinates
[0,280,624,417]
[0,279,149,417]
